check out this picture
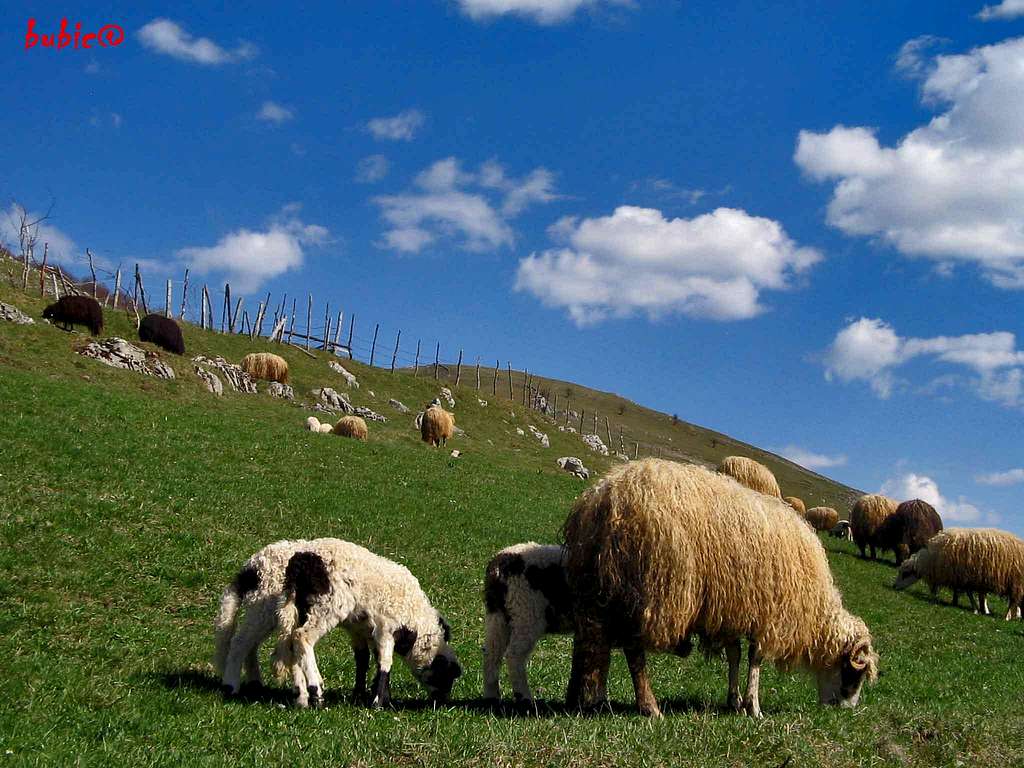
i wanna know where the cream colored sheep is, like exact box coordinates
[716,456,782,498]
[318,422,334,434]
[894,528,1024,620]
[849,494,898,560]
[563,459,877,718]
[240,352,290,384]
[421,405,455,447]
[784,496,807,515]
[333,415,368,441]
[305,416,321,432]
[805,506,840,532]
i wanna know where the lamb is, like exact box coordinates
[42,295,103,336]
[305,416,322,431]
[894,528,1024,620]
[240,352,290,384]
[214,538,461,708]
[830,520,854,542]
[420,404,455,447]
[482,543,572,706]
[563,459,878,718]
[275,539,463,708]
[333,415,368,441]
[873,499,943,565]
[138,313,185,355]
[805,506,840,532]
[849,494,898,559]
[784,496,806,515]
[716,455,782,498]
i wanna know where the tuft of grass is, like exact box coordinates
[2,282,1022,767]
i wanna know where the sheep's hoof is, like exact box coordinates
[220,684,239,700]
[727,694,744,713]
[307,686,325,708]
[370,696,390,710]
[743,701,763,719]
[638,704,663,719]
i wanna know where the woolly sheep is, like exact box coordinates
[138,313,185,355]
[333,415,368,441]
[483,543,572,706]
[874,499,943,565]
[563,459,878,718]
[850,494,898,560]
[421,404,455,447]
[305,416,321,431]
[716,455,782,498]
[275,539,463,708]
[240,352,290,384]
[42,295,103,336]
[318,422,334,434]
[894,528,1024,620]
[805,506,840,532]
[784,496,807,515]
[214,538,462,708]
[830,520,854,542]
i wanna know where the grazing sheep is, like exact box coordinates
[805,506,840,532]
[830,520,854,542]
[563,459,877,718]
[240,352,290,384]
[215,538,462,708]
[333,415,368,441]
[894,528,1024,620]
[275,539,463,708]
[42,295,103,335]
[318,422,334,434]
[305,416,322,431]
[483,543,572,705]
[138,313,185,355]
[784,496,807,515]
[716,456,782,498]
[421,405,455,447]
[874,499,943,565]
[849,494,898,559]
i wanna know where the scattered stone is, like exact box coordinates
[194,365,223,396]
[557,456,590,480]
[615,452,631,462]
[353,405,387,423]
[389,398,410,413]
[440,387,455,408]
[528,425,550,448]
[516,427,526,436]
[582,433,610,456]
[313,387,354,414]
[453,425,466,436]
[478,399,488,407]
[450,449,461,459]
[565,426,577,434]
[367,390,375,398]
[266,382,294,400]
[328,361,359,388]
[0,302,33,325]
[79,337,175,379]
[192,356,256,393]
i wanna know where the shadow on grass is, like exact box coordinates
[156,670,293,706]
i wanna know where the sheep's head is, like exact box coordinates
[407,614,462,703]
[829,520,851,539]
[42,303,56,320]
[893,554,922,591]
[816,622,878,708]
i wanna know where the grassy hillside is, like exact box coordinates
[1,282,1022,767]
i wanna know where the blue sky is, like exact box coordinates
[3,1,1023,531]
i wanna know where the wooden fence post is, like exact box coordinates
[112,268,121,308]
[413,340,421,376]
[455,349,463,386]
[51,272,60,300]
[522,370,529,406]
[433,342,440,380]
[493,360,499,396]
[165,279,172,318]
[605,417,613,450]
[390,330,401,373]
[347,315,355,360]
[87,249,98,298]
[201,285,208,329]
[552,393,557,417]
[579,410,585,434]
[593,413,598,436]
[135,264,149,314]
[304,295,312,350]
[250,302,263,340]
[619,425,625,454]
[322,302,330,351]
[634,442,639,459]
[333,311,343,351]
[179,268,190,320]
[475,358,481,390]
[232,297,243,333]
[565,398,570,425]
[507,362,514,400]
[287,298,296,343]
[369,323,380,366]
[38,243,47,297]
[221,283,230,333]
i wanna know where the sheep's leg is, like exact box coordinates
[726,640,743,713]
[952,589,961,607]
[291,602,342,708]
[624,645,661,718]
[980,593,991,616]
[869,545,877,560]
[506,628,543,707]
[483,612,511,703]
[369,628,396,709]
[243,646,263,689]
[222,599,274,695]
[743,639,763,719]
[566,617,611,713]
[1004,600,1019,622]
[857,544,867,559]
[351,639,370,702]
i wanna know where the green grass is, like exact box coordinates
[1,282,1023,767]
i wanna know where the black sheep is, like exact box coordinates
[875,499,943,565]
[42,295,104,336]
[138,313,185,355]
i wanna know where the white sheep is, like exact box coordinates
[482,543,572,706]
[274,538,462,708]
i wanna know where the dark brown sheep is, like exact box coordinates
[875,499,943,565]
[42,295,103,336]
[138,314,185,355]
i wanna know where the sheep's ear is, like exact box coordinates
[438,613,451,643]
[849,641,871,670]
[394,626,418,656]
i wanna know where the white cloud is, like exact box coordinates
[515,205,821,325]
[176,205,327,293]
[366,109,425,141]
[881,473,994,524]
[894,35,947,78]
[776,445,848,470]
[978,0,1024,20]
[795,36,1024,289]
[137,18,256,66]
[0,204,77,260]
[976,468,1024,486]
[824,317,1024,406]
[257,101,294,124]
[373,157,557,254]
[456,0,631,24]
[356,155,390,183]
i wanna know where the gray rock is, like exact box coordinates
[328,361,359,388]
[194,366,223,396]
[440,387,455,408]
[516,427,526,436]
[582,433,610,456]
[0,302,33,325]
[267,382,294,400]
[389,398,410,413]
[557,456,590,480]
[192,355,256,393]
[313,387,354,413]
[478,399,488,407]
[353,405,387,423]
[79,337,175,379]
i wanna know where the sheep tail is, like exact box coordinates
[213,565,259,676]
